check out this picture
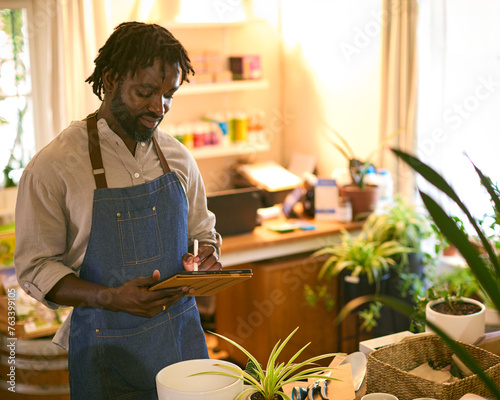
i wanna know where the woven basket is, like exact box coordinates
[366,335,500,400]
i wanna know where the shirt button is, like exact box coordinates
[141,142,146,147]
[134,172,140,178]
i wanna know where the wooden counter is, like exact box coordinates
[219,218,364,266]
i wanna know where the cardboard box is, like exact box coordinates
[229,55,262,80]
[359,330,415,355]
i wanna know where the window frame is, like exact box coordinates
[0,0,43,159]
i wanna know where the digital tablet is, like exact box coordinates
[148,269,253,296]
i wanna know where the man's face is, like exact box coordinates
[109,59,181,143]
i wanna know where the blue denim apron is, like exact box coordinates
[68,113,208,400]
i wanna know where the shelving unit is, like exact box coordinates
[190,141,270,159]
[177,79,269,96]
[161,20,272,162]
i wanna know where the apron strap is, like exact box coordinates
[86,111,108,189]
[86,112,171,190]
[153,136,171,173]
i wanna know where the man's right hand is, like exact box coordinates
[46,270,193,317]
[108,270,193,317]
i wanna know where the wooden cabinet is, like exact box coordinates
[216,253,339,367]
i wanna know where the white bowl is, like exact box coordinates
[156,359,243,400]
[361,393,398,400]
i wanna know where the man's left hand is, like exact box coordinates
[182,244,221,271]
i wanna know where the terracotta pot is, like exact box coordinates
[442,245,458,256]
[340,184,378,221]
[425,297,485,344]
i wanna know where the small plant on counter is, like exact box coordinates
[193,327,339,400]
[323,121,401,189]
[410,285,469,333]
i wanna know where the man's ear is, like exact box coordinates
[102,70,117,93]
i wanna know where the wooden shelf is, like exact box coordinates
[177,80,269,96]
[190,141,270,160]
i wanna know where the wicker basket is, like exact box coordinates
[366,335,500,400]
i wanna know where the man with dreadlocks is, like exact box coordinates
[14,22,221,399]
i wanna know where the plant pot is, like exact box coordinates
[443,245,458,256]
[340,184,378,221]
[425,297,486,344]
[373,269,415,336]
[156,359,243,400]
[340,271,390,311]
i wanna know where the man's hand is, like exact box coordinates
[46,271,193,317]
[108,269,192,317]
[182,243,221,272]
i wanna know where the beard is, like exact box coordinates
[110,83,163,143]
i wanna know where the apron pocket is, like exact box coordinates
[117,206,163,266]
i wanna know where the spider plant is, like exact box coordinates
[193,327,339,400]
[314,230,413,286]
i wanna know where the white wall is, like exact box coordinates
[280,0,382,178]
[99,0,382,187]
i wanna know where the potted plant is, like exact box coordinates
[363,196,438,274]
[323,122,400,220]
[305,230,413,331]
[194,327,339,400]
[411,286,486,344]
[361,196,440,334]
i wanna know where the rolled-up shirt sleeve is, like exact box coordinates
[14,168,76,309]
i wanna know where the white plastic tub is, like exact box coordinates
[156,359,243,400]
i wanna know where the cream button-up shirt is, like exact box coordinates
[14,118,218,349]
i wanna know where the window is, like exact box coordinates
[416,0,500,226]
[0,6,35,187]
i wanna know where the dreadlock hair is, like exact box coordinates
[86,21,194,101]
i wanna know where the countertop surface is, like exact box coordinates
[220,216,364,254]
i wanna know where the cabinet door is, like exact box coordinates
[215,253,339,367]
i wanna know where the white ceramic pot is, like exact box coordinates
[425,297,485,344]
[361,393,398,400]
[156,359,243,400]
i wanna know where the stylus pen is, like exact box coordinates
[193,239,199,272]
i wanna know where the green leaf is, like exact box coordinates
[245,358,261,382]
[392,149,500,277]
[468,155,500,227]
[420,191,500,312]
